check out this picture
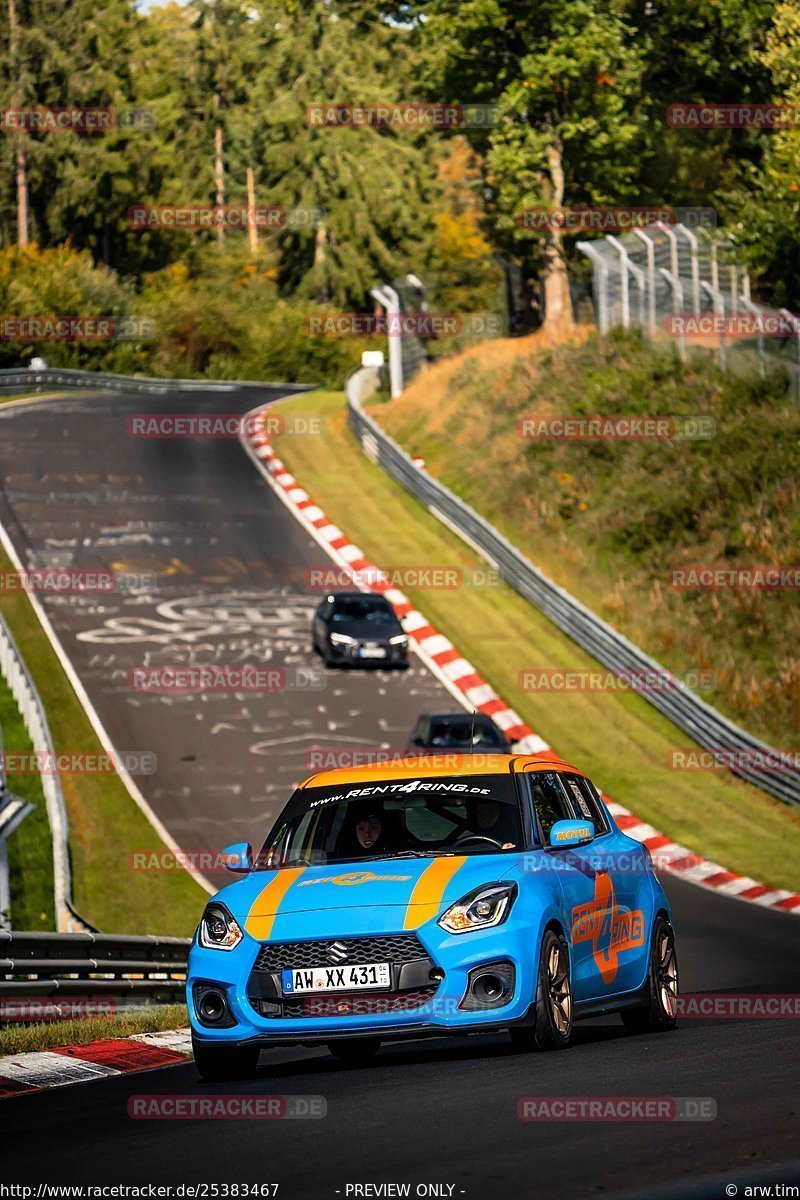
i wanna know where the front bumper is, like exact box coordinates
[326,640,408,667]
[188,917,536,1046]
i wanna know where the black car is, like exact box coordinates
[312,592,409,667]
[407,711,512,753]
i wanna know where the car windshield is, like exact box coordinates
[426,718,505,748]
[331,600,394,624]
[258,773,524,867]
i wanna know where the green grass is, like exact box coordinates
[1,681,55,930]
[273,388,800,895]
[0,1003,187,1056]
[374,330,800,750]
[0,539,205,934]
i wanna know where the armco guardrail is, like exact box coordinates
[0,614,84,933]
[0,931,190,1017]
[0,366,311,395]
[347,366,800,807]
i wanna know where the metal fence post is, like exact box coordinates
[632,228,657,333]
[702,280,728,371]
[370,285,403,398]
[607,236,646,330]
[740,296,766,379]
[780,308,800,402]
[606,236,630,327]
[677,225,701,314]
[659,268,686,358]
[661,223,679,281]
[576,243,610,333]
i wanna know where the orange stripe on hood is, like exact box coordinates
[244,867,306,941]
[403,856,467,929]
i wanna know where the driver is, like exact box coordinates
[340,800,390,857]
[467,798,518,849]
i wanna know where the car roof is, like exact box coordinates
[419,711,499,724]
[326,591,390,603]
[298,753,586,790]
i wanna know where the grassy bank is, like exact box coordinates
[0,539,204,934]
[273,389,800,894]
[373,329,800,751]
[0,1004,187,1056]
[1,679,55,930]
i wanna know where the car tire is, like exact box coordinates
[510,928,573,1052]
[327,1037,381,1065]
[192,1034,260,1082]
[620,915,679,1035]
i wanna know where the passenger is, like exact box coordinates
[467,798,518,849]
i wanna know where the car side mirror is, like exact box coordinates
[219,841,253,873]
[549,820,594,848]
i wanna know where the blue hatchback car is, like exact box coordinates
[187,755,679,1080]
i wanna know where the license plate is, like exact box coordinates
[359,646,386,659]
[281,962,391,994]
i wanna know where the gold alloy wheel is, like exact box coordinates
[547,940,572,1035]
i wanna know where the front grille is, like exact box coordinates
[251,933,427,973]
[259,986,440,1020]
[247,933,437,1020]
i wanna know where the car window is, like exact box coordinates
[564,774,609,834]
[529,771,574,841]
[422,717,505,748]
[259,773,525,865]
[331,599,394,624]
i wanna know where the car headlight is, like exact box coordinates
[198,902,243,951]
[389,634,408,645]
[438,882,517,934]
[330,632,356,646]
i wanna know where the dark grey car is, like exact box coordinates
[312,592,409,668]
[407,711,512,753]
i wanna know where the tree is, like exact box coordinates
[246,0,442,307]
[410,0,647,330]
[727,2,800,308]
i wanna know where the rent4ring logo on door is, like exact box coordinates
[571,874,645,984]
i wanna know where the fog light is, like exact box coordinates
[193,982,236,1028]
[460,961,516,1011]
[472,972,506,1002]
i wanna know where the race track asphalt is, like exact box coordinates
[0,388,453,878]
[1,388,798,1199]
